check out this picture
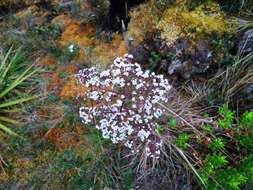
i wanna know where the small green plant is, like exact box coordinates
[217,104,234,128]
[208,138,225,151]
[0,47,39,136]
[168,118,177,128]
[175,133,190,149]
[155,124,165,135]
[240,111,253,129]
[149,51,162,71]
[206,154,228,168]
[236,111,253,150]
[202,124,213,134]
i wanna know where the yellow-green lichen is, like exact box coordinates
[127,0,234,47]
[157,1,233,45]
[127,0,161,46]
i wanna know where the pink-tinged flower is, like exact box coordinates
[76,54,172,158]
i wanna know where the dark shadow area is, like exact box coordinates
[105,0,146,31]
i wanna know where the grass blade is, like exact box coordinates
[0,116,20,125]
[0,66,40,98]
[0,96,38,108]
[0,47,12,75]
[0,123,18,136]
[0,49,20,85]
[174,145,207,189]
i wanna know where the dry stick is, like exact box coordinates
[161,104,225,189]
[172,145,207,189]
[157,102,204,136]
[0,154,7,174]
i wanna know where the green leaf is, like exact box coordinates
[0,96,37,108]
[0,123,18,136]
[0,116,20,125]
[175,133,190,149]
[0,66,40,98]
[208,138,225,151]
[168,118,177,128]
[206,154,228,168]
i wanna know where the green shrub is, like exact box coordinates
[200,107,253,190]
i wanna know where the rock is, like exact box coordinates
[165,37,213,79]
[168,59,183,75]
[129,34,213,80]
[238,29,253,54]
[234,84,253,111]
[129,45,150,64]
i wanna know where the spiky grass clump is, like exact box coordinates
[207,53,253,107]
[0,47,40,136]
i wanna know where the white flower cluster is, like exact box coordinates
[76,54,172,158]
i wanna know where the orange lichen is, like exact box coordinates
[91,34,127,68]
[51,14,75,28]
[48,72,60,90]
[48,64,78,95]
[60,77,88,98]
[59,18,95,62]
[60,22,94,46]
[38,55,56,66]
[44,127,89,151]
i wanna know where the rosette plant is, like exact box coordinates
[0,47,39,136]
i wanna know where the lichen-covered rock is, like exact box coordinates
[127,0,233,50]
[127,0,161,46]
[157,1,232,46]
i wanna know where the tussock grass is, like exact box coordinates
[209,53,253,104]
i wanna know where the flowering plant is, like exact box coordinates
[76,54,171,158]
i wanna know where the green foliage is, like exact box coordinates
[205,154,228,168]
[201,154,247,190]
[236,111,253,150]
[168,118,177,128]
[149,51,162,71]
[208,138,225,151]
[217,104,234,128]
[0,47,39,136]
[202,124,213,134]
[175,133,190,149]
[240,111,253,129]
[238,155,253,189]
[215,168,247,190]
[200,108,253,190]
